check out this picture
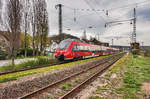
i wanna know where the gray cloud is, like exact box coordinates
[137,6,150,20]
[47,0,150,46]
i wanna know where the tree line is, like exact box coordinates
[0,0,49,66]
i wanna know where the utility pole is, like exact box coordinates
[83,30,87,40]
[98,33,100,41]
[56,4,63,35]
[112,39,114,46]
[132,8,136,43]
[142,42,144,49]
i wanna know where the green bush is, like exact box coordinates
[0,47,7,60]
[18,48,33,56]
[0,56,57,72]
[15,60,38,70]
[37,56,51,65]
[0,54,6,60]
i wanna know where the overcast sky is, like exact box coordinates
[46,0,150,46]
[1,0,149,46]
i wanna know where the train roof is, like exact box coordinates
[61,39,119,50]
[62,38,83,43]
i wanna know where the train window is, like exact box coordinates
[80,46,84,51]
[73,45,92,52]
[58,40,71,50]
[72,45,78,51]
[89,46,92,51]
[84,46,87,51]
[77,45,80,51]
[87,46,89,51]
[87,46,90,51]
[90,47,92,51]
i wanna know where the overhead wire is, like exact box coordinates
[107,0,150,11]
[62,0,150,18]
[53,0,150,39]
[63,5,105,31]
[63,0,150,20]
[83,0,107,23]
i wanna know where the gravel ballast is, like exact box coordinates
[0,57,107,99]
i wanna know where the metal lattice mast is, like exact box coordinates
[132,8,136,43]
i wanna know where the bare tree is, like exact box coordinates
[31,16,36,56]
[5,0,22,66]
[36,0,48,55]
[24,1,28,57]
[22,0,32,57]
[29,0,48,56]
[0,0,3,25]
[31,0,39,56]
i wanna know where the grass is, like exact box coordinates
[0,56,57,72]
[61,84,68,91]
[58,92,63,96]
[61,82,73,91]
[115,54,150,99]
[75,78,81,83]
[0,55,110,83]
[90,53,128,99]
[87,71,93,75]
[66,82,73,86]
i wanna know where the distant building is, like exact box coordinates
[100,42,109,47]
[111,45,130,51]
[46,40,58,53]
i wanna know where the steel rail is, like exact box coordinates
[18,53,124,99]
[0,55,107,76]
[0,61,65,76]
[59,55,123,99]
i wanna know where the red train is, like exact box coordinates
[55,39,119,61]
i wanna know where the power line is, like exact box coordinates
[63,0,150,13]
[107,0,150,11]
[63,1,106,20]
[64,5,104,12]
[83,0,107,23]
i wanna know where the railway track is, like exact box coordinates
[0,61,66,76]
[18,53,125,99]
[0,54,111,76]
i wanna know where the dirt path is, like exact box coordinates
[142,83,150,98]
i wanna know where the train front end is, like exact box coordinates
[55,39,72,61]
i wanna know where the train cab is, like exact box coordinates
[55,39,73,61]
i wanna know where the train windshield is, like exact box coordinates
[58,40,71,50]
